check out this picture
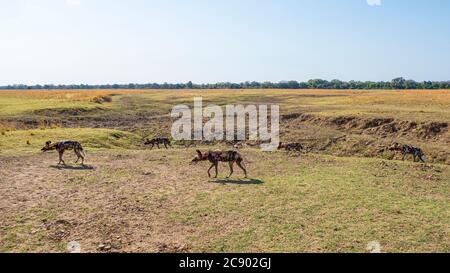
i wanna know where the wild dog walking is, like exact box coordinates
[278,142,304,152]
[389,143,426,163]
[41,141,85,165]
[144,137,172,149]
[191,150,248,178]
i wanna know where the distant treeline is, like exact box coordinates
[1,78,450,90]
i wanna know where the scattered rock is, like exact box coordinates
[156,242,189,253]
[67,241,82,253]
[366,241,382,253]
[97,244,112,251]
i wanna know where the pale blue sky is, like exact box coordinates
[0,0,449,85]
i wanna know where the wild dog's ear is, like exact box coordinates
[196,150,202,157]
[46,141,51,146]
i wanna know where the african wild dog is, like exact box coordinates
[389,143,425,163]
[278,142,304,152]
[191,150,248,178]
[144,137,172,149]
[41,141,85,165]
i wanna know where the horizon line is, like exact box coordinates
[2,78,450,87]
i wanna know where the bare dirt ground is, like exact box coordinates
[0,150,211,253]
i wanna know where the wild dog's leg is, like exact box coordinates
[228,162,234,178]
[78,152,84,165]
[164,143,168,149]
[214,162,218,178]
[237,159,247,178]
[413,154,417,162]
[402,153,406,161]
[150,143,154,150]
[156,143,160,149]
[75,150,85,165]
[79,149,85,165]
[58,150,66,165]
[419,155,425,163]
[75,150,80,163]
[207,164,215,178]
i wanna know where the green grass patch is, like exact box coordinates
[169,154,450,253]
[0,128,142,155]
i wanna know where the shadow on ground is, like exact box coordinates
[50,165,95,171]
[213,178,264,185]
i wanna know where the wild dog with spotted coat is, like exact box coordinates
[278,142,304,152]
[389,143,425,163]
[144,137,172,149]
[41,141,85,165]
[191,150,248,178]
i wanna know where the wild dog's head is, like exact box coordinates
[388,142,403,151]
[41,141,54,152]
[191,150,207,165]
[277,142,284,150]
[144,138,154,145]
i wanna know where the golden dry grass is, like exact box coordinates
[2,89,450,121]
[0,90,145,116]
[0,89,145,101]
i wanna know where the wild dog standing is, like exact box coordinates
[41,141,85,165]
[389,143,425,163]
[191,150,248,178]
[278,142,304,152]
[144,137,172,149]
